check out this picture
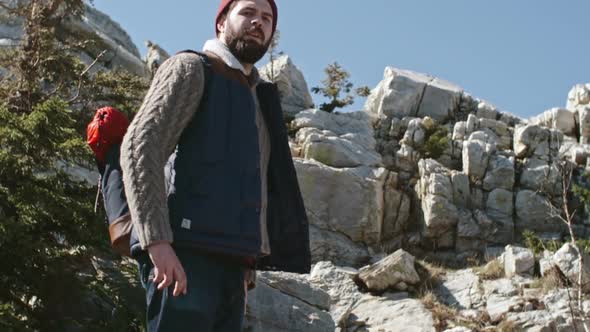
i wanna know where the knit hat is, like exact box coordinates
[215,0,278,38]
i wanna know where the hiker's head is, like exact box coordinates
[215,0,277,64]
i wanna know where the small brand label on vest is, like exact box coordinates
[181,218,192,230]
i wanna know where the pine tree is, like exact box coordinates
[0,1,148,329]
[311,62,370,113]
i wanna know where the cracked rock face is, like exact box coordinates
[417,159,459,239]
[0,3,149,77]
[309,261,363,325]
[295,159,388,245]
[245,274,335,332]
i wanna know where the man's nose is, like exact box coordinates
[251,17,263,28]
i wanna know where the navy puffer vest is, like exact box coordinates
[166,56,263,257]
[130,52,311,273]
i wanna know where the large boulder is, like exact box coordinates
[256,271,331,310]
[529,107,577,137]
[292,110,381,167]
[566,83,590,110]
[364,67,462,123]
[294,159,388,245]
[503,245,535,277]
[355,249,421,292]
[553,243,590,292]
[309,261,363,325]
[259,55,314,117]
[245,274,335,331]
[513,125,562,160]
[295,127,382,168]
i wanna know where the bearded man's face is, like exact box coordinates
[218,0,274,64]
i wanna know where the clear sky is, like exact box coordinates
[93,0,590,119]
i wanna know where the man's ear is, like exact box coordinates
[216,17,226,35]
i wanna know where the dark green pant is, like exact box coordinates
[137,248,246,332]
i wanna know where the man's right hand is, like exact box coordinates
[147,242,187,296]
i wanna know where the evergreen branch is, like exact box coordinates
[67,49,106,103]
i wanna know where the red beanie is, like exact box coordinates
[215,0,278,38]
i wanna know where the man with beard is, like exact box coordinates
[119,0,311,330]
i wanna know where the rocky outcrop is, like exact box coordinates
[530,107,577,137]
[259,55,314,117]
[293,110,382,168]
[364,67,463,123]
[9,2,590,331]
[0,3,149,77]
[145,40,170,77]
[292,109,412,266]
[295,159,388,246]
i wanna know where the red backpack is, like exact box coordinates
[87,106,133,256]
[86,106,130,166]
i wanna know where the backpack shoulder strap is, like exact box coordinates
[176,50,212,92]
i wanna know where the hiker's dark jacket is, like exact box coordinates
[115,53,310,273]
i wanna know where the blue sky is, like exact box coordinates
[93,0,590,118]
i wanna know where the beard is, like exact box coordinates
[225,23,271,65]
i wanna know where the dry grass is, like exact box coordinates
[529,267,566,294]
[420,291,457,331]
[473,259,505,280]
[413,259,530,331]
[414,260,448,296]
[420,291,495,332]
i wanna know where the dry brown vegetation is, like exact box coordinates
[474,259,505,280]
